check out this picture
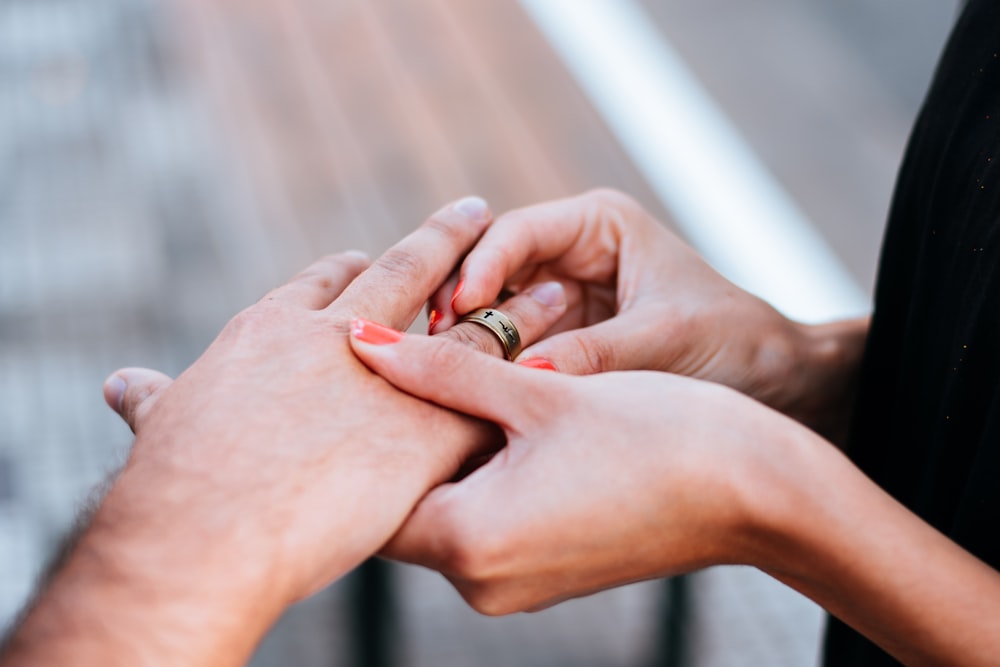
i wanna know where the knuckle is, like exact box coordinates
[371,248,429,285]
[221,307,258,337]
[226,305,267,332]
[462,584,520,617]
[300,272,336,294]
[584,187,638,212]
[307,253,343,273]
[313,252,365,279]
[218,303,283,344]
[433,503,507,583]
[421,213,462,240]
[443,533,503,585]
[292,254,342,283]
[334,249,372,270]
[573,334,616,374]
[582,188,647,232]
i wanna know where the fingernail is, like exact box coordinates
[452,196,489,221]
[527,281,565,308]
[341,249,371,262]
[428,309,442,334]
[350,318,404,345]
[450,278,466,311]
[105,374,127,412]
[518,358,558,372]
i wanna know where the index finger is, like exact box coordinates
[332,196,492,328]
[452,190,635,313]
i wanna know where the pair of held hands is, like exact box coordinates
[97,190,853,645]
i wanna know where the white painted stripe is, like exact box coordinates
[518,0,870,322]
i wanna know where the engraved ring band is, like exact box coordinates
[457,308,522,361]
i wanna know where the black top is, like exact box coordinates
[824,1,1000,664]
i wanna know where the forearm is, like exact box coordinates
[1,467,286,667]
[753,425,1000,666]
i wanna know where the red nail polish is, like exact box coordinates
[351,318,403,345]
[450,278,465,311]
[517,358,558,372]
[428,309,442,333]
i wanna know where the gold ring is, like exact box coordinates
[458,308,522,360]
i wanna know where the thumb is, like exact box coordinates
[349,319,558,430]
[103,367,174,433]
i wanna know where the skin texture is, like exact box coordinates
[351,329,1000,667]
[430,189,869,443]
[0,197,568,667]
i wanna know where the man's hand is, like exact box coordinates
[1,197,567,667]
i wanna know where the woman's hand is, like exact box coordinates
[350,325,795,613]
[429,189,868,441]
[351,328,1000,667]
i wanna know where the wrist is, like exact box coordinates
[769,316,869,444]
[735,417,844,575]
[739,415,882,589]
[738,410,1000,666]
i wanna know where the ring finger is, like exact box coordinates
[437,281,567,361]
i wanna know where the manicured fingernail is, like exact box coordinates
[350,318,404,345]
[450,278,465,310]
[517,358,558,372]
[452,196,489,221]
[427,309,442,334]
[527,281,565,308]
[105,374,127,412]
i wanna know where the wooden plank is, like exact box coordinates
[169,0,669,270]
